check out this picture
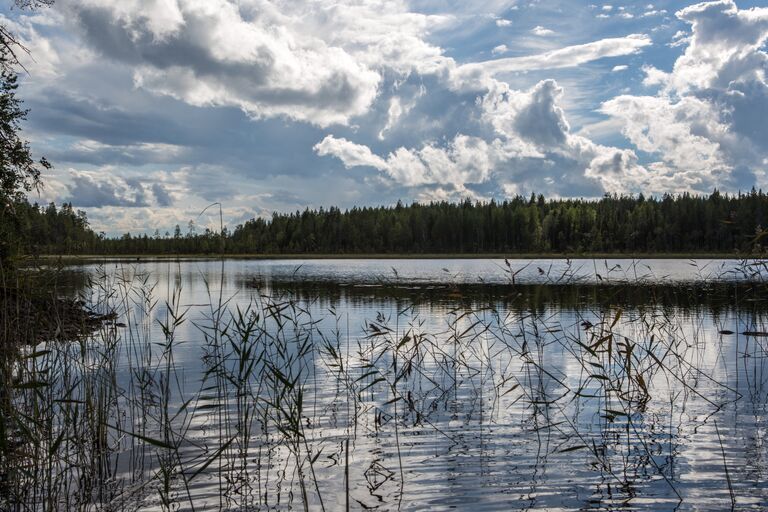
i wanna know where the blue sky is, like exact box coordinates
[2,0,767,234]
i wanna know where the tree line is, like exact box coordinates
[9,190,768,256]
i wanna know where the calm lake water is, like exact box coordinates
[16,258,768,511]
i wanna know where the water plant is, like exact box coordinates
[0,259,766,510]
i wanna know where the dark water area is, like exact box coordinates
[4,258,768,511]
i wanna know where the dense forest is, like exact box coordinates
[8,190,768,256]
[3,201,95,256]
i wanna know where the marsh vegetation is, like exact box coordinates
[1,258,766,511]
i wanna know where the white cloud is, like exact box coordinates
[314,136,388,171]
[61,0,454,127]
[480,79,569,148]
[496,18,512,26]
[453,34,651,85]
[1,10,91,79]
[600,0,768,193]
[601,95,728,173]
[480,79,648,193]
[642,9,666,17]
[641,65,670,86]
[669,29,690,47]
[492,44,509,55]
[317,79,648,198]
[378,90,424,140]
[584,147,647,194]
[64,169,152,207]
[315,134,498,190]
[612,64,629,72]
[670,0,768,93]
[531,25,554,36]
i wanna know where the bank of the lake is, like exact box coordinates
[30,251,752,263]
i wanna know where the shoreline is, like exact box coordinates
[23,252,757,264]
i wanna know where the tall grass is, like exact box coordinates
[0,259,766,510]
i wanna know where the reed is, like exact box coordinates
[0,258,765,510]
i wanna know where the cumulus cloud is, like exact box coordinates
[641,64,670,86]
[601,0,768,193]
[601,95,728,172]
[671,0,768,92]
[316,133,500,191]
[64,171,150,207]
[59,168,183,209]
[64,0,450,127]
[481,80,570,147]
[317,79,648,198]
[480,79,647,193]
[314,136,388,171]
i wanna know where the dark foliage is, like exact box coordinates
[0,2,54,265]
[12,190,768,255]
[9,201,99,255]
[220,191,765,254]
[0,67,51,263]
[0,68,48,201]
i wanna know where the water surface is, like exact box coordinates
[10,258,768,511]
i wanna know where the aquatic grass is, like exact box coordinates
[0,258,767,509]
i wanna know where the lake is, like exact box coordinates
[4,258,768,511]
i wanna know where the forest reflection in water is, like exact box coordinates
[2,259,767,511]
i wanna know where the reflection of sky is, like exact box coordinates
[78,257,767,288]
[70,259,768,510]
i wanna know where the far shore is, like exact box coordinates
[24,252,758,264]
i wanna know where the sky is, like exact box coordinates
[1,0,767,234]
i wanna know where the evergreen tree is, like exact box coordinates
[0,54,51,264]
